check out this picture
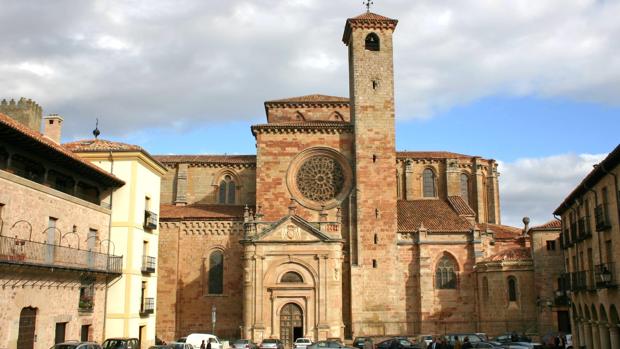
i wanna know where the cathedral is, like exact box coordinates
[155,11,568,345]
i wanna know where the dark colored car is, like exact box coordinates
[50,342,102,349]
[307,341,353,349]
[103,338,140,349]
[149,346,173,349]
[376,338,420,349]
[472,342,504,349]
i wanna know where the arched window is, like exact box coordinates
[281,271,303,283]
[208,250,224,294]
[435,255,457,289]
[460,173,469,201]
[423,169,436,198]
[365,33,380,51]
[482,277,489,300]
[218,175,236,204]
[508,277,517,302]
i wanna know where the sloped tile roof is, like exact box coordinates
[479,223,523,239]
[484,247,532,262]
[266,94,349,104]
[64,139,143,152]
[350,12,396,21]
[154,154,256,165]
[0,112,124,186]
[531,220,562,230]
[397,199,473,232]
[160,204,248,220]
[447,196,475,216]
[343,12,398,43]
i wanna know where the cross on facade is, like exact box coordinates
[363,0,373,12]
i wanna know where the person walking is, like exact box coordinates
[461,337,472,349]
[453,337,462,349]
[206,340,212,349]
[201,340,206,349]
[427,338,437,349]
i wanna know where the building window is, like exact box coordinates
[435,255,457,289]
[372,259,378,268]
[281,271,303,283]
[460,173,469,201]
[546,240,556,251]
[423,168,436,198]
[208,250,224,294]
[508,277,518,302]
[365,32,380,51]
[482,277,489,300]
[218,175,236,204]
[80,325,90,342]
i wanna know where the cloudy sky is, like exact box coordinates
[1,0,619,227]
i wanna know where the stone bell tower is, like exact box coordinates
[343,12,405,335]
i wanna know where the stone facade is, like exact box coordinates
[555,145,620,349]
[154,11,565,346]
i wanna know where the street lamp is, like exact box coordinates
[211,305,217,335]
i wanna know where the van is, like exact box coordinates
[186,334,221,349]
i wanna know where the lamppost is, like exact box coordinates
[212,305,217,335]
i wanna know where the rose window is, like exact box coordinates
[295,156,345,202]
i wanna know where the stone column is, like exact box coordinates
[404,160,413,200]
[174,164,188,206]
[593,322,601,349]
[600,323,611,349]
[585,321,594,349]
[609,325,619,349]
[472,157,486,223]
[242,255,253,339]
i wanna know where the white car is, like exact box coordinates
[565,335,572,349]
[294,339,312,349]
[186,334,221,349]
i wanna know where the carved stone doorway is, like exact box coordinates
[17,307,37,349]
[280,303,303,349]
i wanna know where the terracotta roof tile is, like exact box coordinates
[479,223,522,239]
[483,247,532,262]
[266,94,349,104]
[0,112,124,186]
[531,220,562,230]
[160,204,248,220]
[447,196,475,216]
[343,12,398,43]
[64,139,143,152]
[153,154,256,165]
[397,199,473,232]
[350,12,396,21]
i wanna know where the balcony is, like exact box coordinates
[595,263,617,289]
[595,205,612,231]
[141,256,156,274]
[571,271,587,292]
[144,210,158,231]
[0,235,122,274]
[140,297,155,316]
[78,296,94,313]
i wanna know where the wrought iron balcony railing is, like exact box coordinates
[140,297,155,316]
[141,255,156,273]
[595,263,617,289]
[144,210,158,230]
[0,235,122,274]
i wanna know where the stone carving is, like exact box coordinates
[295,156,344,202]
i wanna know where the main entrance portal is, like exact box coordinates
[280,303,303,349]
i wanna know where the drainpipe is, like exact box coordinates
[103,150,115,342]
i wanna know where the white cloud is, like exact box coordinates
[499,152,607,228]
[0,0,618,137]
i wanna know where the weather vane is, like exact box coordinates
[363,0,373,12]
[93,118,100,139]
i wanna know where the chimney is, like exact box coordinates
[43,114,63,144]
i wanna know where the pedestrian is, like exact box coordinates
[554,335,561,349]
[201,340,206,349]
[453,337,462,349]
[461,337,472,349]
[364,338,373,349]
[207,340,212,349]
[427,337,437,349]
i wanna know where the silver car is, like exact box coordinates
[294,339,312,349]
[260,339,284,349]
[233,340,258,349]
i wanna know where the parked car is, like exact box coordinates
[475,334,488,342]
[51,342,102,349]
[232,340,258,349]
[495,334,531,344]
[564,335,572,349]
[259,339,284,349]
[352,337,371,349]
[444,334,483,346]
[376,338,420,349]
[472,342,503,349]
[307,341,352,349]
[186,334,221,349]
[103,338,140,349]
[170,342,194,349]
[294,338,313,349]
[176,339,188,344]
[503,342,543,349]
[149,345,173,349]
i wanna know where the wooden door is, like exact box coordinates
[280,303,302,349]
[17,307,37,349]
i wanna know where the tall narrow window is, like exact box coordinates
[218,175,236,204]
[423,169,436,198]
[365,33,380,51]
[508,277,517,302]
[460,173,469,201]
[435,255,457,289]
[208,250,224,294]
